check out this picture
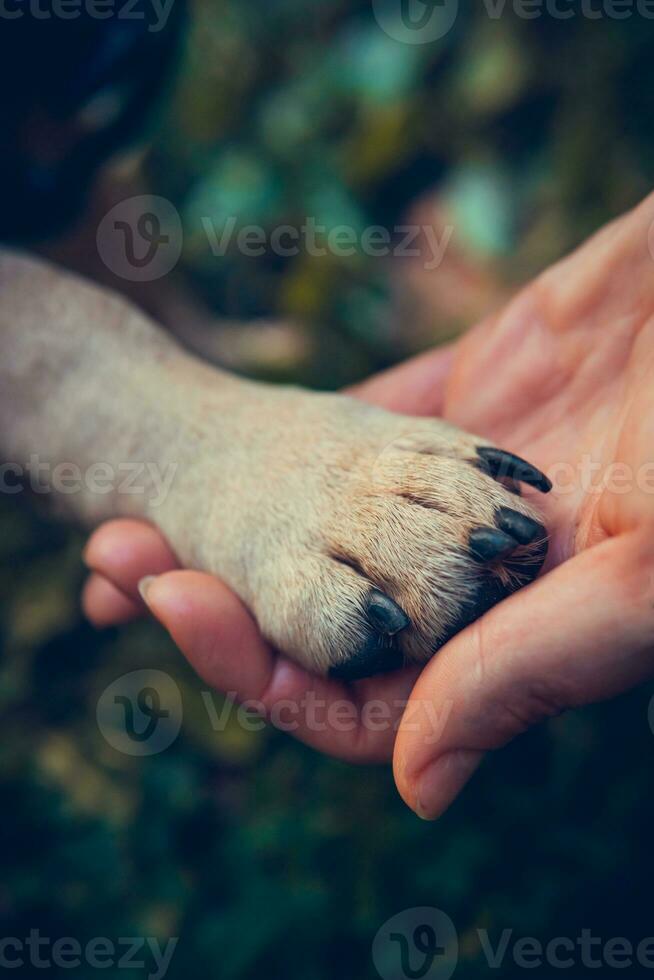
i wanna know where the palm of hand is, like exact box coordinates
[85,194,654,781]
[321,201,654,755]
[378,197,654,818]
[439,200,654,570]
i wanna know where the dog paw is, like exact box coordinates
[180,393,550,680]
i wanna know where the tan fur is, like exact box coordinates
[0,250,545,674]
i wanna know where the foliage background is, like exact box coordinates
[3,2,654,977]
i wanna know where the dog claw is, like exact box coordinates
[329,632,404,681]
[328,591,410,681]
[477,447,552,493]
[469,527,519,563]
[496,506,546,545]
[366,589,411,636]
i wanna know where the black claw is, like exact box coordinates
[329,633,404,681]
[366,589,411,636]
[469,527,519,563]
[477,447,552,493]
[496,507,546,545]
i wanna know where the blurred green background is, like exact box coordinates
[3,2,654,977]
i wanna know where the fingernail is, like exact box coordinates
[138,575,158,607]
[415,749,483,821]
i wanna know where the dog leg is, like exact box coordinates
[0,250,549,677]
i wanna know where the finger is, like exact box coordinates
[348,343,457,415]
[142,570,417,762]
[83,519,179,602]
[393,532,654,819]
[82,573,142,627]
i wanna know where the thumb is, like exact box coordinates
[393,531,654,819]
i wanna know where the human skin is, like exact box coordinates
[83,191,654,819]
[1,249,548,678]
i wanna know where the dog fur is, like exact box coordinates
[0,249,548,677]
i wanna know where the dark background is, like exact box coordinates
[2,1,654,976]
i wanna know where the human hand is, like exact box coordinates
[81,346,455,764]
[84,192,654,810]
[389,192,654,817]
